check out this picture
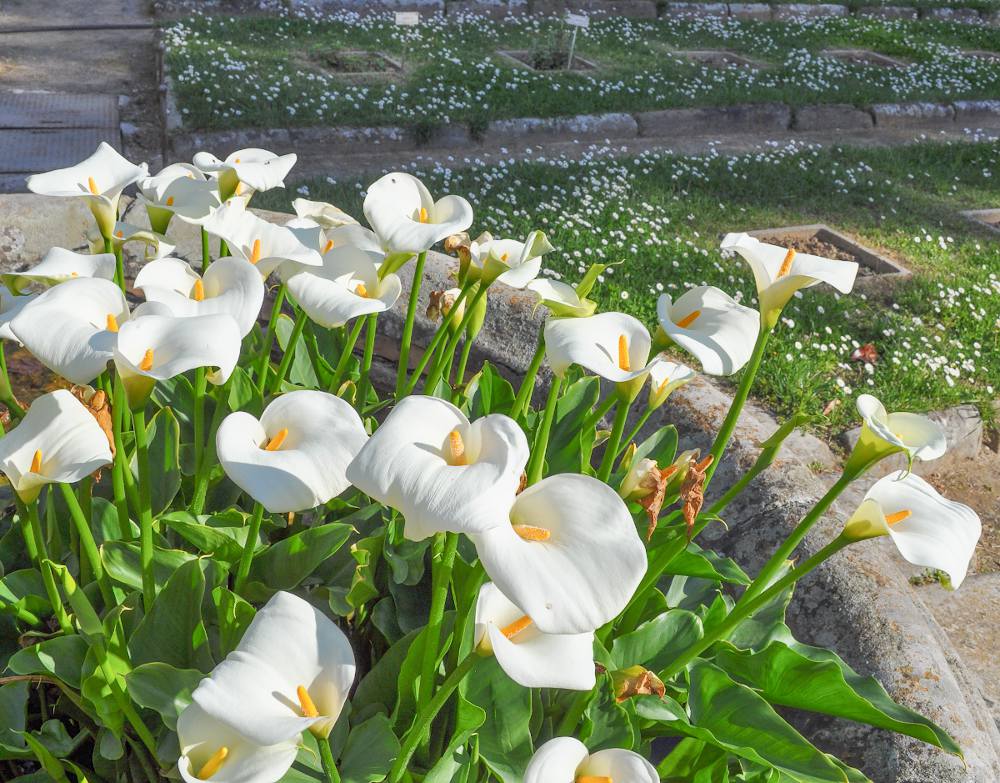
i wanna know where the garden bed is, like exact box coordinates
[821,48,908,67]
[671,48,765,68]
[496,48,598,71]
[309,49,402,75]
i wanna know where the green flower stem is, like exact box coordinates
[111,374,139,531]
[395,250,427,396]
[510,332,546,420]
[25,502,72,634]
[255,283,287,394]
[661,536,849,680]
[402,283,475,397]
[525,375,563,486]
[417,533,460,712]
[104,236,125,293]
[452,327,474,388]
[616,406,654,460]
[318,736,342,783]
[270,307,308,394]
[190,373,235,516]
[704,327,771,488]
[579,393,617,435]
[193,366,207,479]
[0,597,41,626]
[555,689,591,737]
[219,238,230,258]
[597,399,631,482]
[302,322,329,386]
[234,502,266,594]
[737,471,854,608]
[200,227,211,271]
[328,318,367,393]
[131,405,156,612]
[356,314,377,409]
[58,483,113,607]
[390,654,481,783]
[0,342,25,419]
[423,284,490,393]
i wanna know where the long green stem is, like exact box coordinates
[58,484,113,607]
[556,690,591,736]
[318,737,342,783]
[396,250,427,396]
[111,375,138,537]
[356,314,377,409]
[417,533,459,711]
[597,399,631,482]
[328,318,366,393]
[105,237,125,293]
[402,283,474,396]
[389,654,481,783]
[270,307,309,394]
[579,393,617,435]
[452,328,474,389]
[190,373,235,516]
[0,342,25,418]
[25,502,72,634]
[200,227,211,271]
[132,406,156,612]
[616,407,654,460]
[234,503,266,594]
[510,333,546,420]
[661,537,849,679]
[193,367,207,480]
[525,375,563,486]
[256,284,287,394]
[423,284,490,393]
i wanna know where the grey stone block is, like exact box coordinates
[635,103,791,136]
[772,2,847,19]
[484,112,638,143]
[795,103,873,132]
[583,0,658,17]
[923,6,981,22]
[660,1,728,16]
[857,4,918,19]
[872,101,955,128]
[953,99,1000,122]
[169,128,293,163]
[728,2,772,19]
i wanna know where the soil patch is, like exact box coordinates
[315,50,401,75]
[753,233,877,276]
[498,49,597,72]
[822,49,907,68]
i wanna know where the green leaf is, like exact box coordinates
[581,674,633,751]
[246,523,352,598]
[632,424,679,468]
[228,366,263,418]
[668,544,750,585]
[19,732,69,782]
[547,376,600,474]
[125,663,204,730]
[210,586,256,660]
[462,656,533,783]
[139,407,182,515]
[714,638,962,757]
[467,362,516,417]
[151,375,195,440]
[610,608,703,672]
[32,719,79,759]
[354,630,418,715]
[338,714,400,783]
[424,695,486,783]
[0,569,50,618]
[0,682,28,753]
[101,542,195,592]
[160,510,249,562]
[276,312,318,388]
[8,635,88,689]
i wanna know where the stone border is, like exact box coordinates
[962,207,1000,234]
[496,48,599,70]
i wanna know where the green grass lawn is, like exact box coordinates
[255,138,1000,435]
[164,12,1000,131]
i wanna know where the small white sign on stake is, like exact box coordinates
[395,11,420,26]
[565,11,590,27]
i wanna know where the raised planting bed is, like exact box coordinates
[963,49,1000,63]
[746,223,911,291]
[308,49,402,76]
[671,49,765,69]
[821,48,908,68]
[496,49,597,71]
[961,208,1000,234]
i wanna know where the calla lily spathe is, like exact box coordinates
[0,289,35,341]
[286,245,402,328]
[475,582,596,691]
[721,233,858,328]
[526,278,596,318]
[114,312,241,407]
[647,360,696,409]
[193,148,296,202]
[292,197,358,229]
[86,221,176,261]
[473,473,647,635]
[345,395,530,541]
[656,286,759,376]
[363,172,473,255]
[205,201,323,277]
[134,256,265,337]
[544,311,665,387]
[137,163,220,233]
[217,390,368,513]
[176,703,299,783]
[855,394,947,463]
[1,248,116,294]
[843,470,980,588]
[25,142,146,238]
[0,389,113,502]
[468,230,554,288]
[192,591,356,746]
[525,737,658,783]
[10,277,129,384]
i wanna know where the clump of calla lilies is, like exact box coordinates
[0,141,980,783]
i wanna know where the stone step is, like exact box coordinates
[0,128,120,175]
[0,91,118,129]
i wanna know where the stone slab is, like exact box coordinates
[660,1,728,16]
[0,128,121,175]
[794,103,873,132]
[857,4,918,19]
[953,99,1000,123]
[728,2,772,19]
[635,103,791,136]
[923,6,981,22]
[772,2,847,19]
[580,0,658,16]
[872,101,955,128]
[484,113,639,144]
[0,91,119,130]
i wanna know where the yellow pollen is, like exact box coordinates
[139,349,154,372]
[419,207,429,223]
[618,334,631,372]
[106,314,119,333]
[192,278,205,301]
[166,196,175,206]
[576,778,613,783]
[29,450,43,474]
[675,309,701,329]
[500,615,533,639]
[264,428,289,451]
[297,685,319,718]
[355,283,369,298]
[115,230,124,238]
[87,177,98,195]
[249,238,261,265]
[512,524,551,542]
[70,271,78,277]
[448,430,467,466]
[324,239,334,253]
[501,252,509,262]
[195,747,229,780]
[234,158,241,164]
[885,509,912,526]
[235,182,243,196]
[777,247,797,278]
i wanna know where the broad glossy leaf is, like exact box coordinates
[0,681,28,753]
[424,694,487,783]
[546,376,600,475]
[582,674,633,751]
[101,542,194,593]
[659,738,731,783]
[246,522,352,598]
[125,663,204,730]
[8,635,88,689]
[467,361,516,418]
[667,543,750,585]
[611,608,703,672]
[210,586,256,660]
[160,510,248,563]
[0,569,50,618]
[632,424,679,469]
[461,656,533,783]
[339,714,400,783]
[276,312,319,388]
[129,407,181,514]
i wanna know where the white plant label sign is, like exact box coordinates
[395,11,420,26]
[565,12,590,27]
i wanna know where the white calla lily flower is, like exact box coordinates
[656,286,759,376]
[647,360,696,409]
[176,703,299,783]
[286,245,402,328]
[843,470,981,588]
[134,256,265,337]
[193,148,296,201]
[0,289,36,341]
[473,473,647,635]
[525,737,658,783]
[721,233,858,328]
[0,389,113,502]
[345,395,529,541]
[137,163,221,233]
[114,313,241,407]
[855,394,947,463]
[86,221,175,261]
[363,172,473,255]
[474,582,595,691]
[25,142,146,238]
[292,197,358,229]
[192,591,356,745]
[10,277,129,384]
[468,230,554,288]
[217,390,368,513]
[525,278,596,318]
[205,201,322,277]
[1,248,116,294]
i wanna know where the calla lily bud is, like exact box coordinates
[575,261,618,300]
[647,360,696,410]
[611,665,666,702]
[620,453,682,541]
[427,288,465,328]
[525,278,596,318]
[844,394,946,478]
